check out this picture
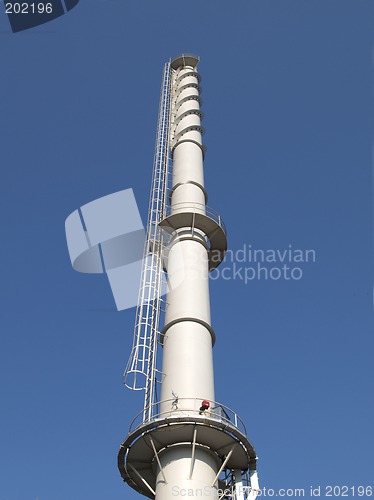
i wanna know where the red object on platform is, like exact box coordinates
[201,400,210,409]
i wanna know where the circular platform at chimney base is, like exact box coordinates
[118,414,256,499]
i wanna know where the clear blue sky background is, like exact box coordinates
[1,1,373,499]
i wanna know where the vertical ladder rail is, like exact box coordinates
[123,62,172,423]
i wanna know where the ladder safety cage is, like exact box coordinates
[123,61,172,423]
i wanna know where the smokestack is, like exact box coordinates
[118,55,258,500]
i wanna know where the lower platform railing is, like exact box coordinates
[128,397,248,436]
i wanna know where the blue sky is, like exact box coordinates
[0,1,373,499]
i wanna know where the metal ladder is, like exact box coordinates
[123,61,172,423]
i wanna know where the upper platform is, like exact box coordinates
[158,203,227,270]
[171,53,200,70]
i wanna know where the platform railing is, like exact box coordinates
[163,201,227,235]
[128,397,247,436]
